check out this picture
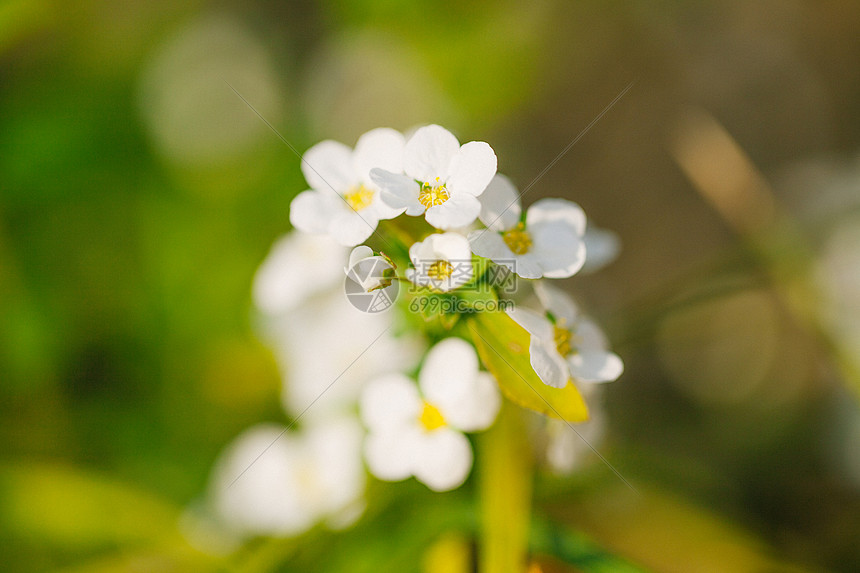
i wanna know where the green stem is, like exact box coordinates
[478,403,533,573]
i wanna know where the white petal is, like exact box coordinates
[506,307,554,340]
[530,221,586,278]
[469,230,514,261]
[328,208,378,246]
[526,198,587,236]
[403,124,460,183]
[412,428,473,492]
[364,193,406,221]
[347,246,374,272]
[371,169,424,215]
[302,140,358,192]
[289,190,339,234]
[305,419,365,514]
[568,350,624,384]
[419,338,479,402]
[528,336,570,389]
[477,174,521,231]
[364,430,415,482]
[545,410,606,474]
[534,282,580,326]
[510,253,544,279]
[360,373,423,432]
[429,231,473,261]
[574,317,610,352]
[278,294,422,419]
[253,232,347,315]
[582,225,621,273]
[441,372,501,433]
[210,425,311,536]
[353,128,405,183]
[468,228,544,279]
[408,237,434,265]
[425,193,481,230]
[445,141,497,197]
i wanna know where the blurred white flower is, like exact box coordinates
[543,387,606,474]
[360,338,500,491]
[370,124,497,230]
[581,222,621,274]
[252,231,349,315]
[208,419,365,538]
[290,128,407,246]
[138,14,283,165]
[468,174,587,279]
[507,282,623,388]
[406,232,473,292]
[817,215,860,354]
[271,290,421,421]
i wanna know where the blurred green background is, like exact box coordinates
[2,0,860,571]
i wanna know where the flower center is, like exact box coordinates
[418,178,450,208]
[419,401,446,431]
[426,260,454,280]
[554,325,573,357]
[502,223,533,255]
[344,185,375,211]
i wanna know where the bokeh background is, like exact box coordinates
[2,1,860,571]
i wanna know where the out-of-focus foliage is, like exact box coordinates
[2,0,860,571]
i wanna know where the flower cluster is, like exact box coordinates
[197,124,624,543]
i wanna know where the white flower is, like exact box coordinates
[370,124,497,230]
[468,174,587,279]
[543,386,606,474]
[345,245,392,293]
[252,231,349,315]
[406,232,473,292]
[269,290,422,421]
[208,419,365,538]
[817,216,860,355]
[581,222,621,274]
[506,282,623,388]
[289,128,407,246]
[360,338,501,491]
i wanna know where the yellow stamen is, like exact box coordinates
[427,260,454,280]
[419,402,446,431]
[418,178,450,208]
[502,222,533,255]
[344,185,374,211]
[554,325,573,357]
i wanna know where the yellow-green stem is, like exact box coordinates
[478,403,532,573]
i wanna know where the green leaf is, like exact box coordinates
[468,311,588,423]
